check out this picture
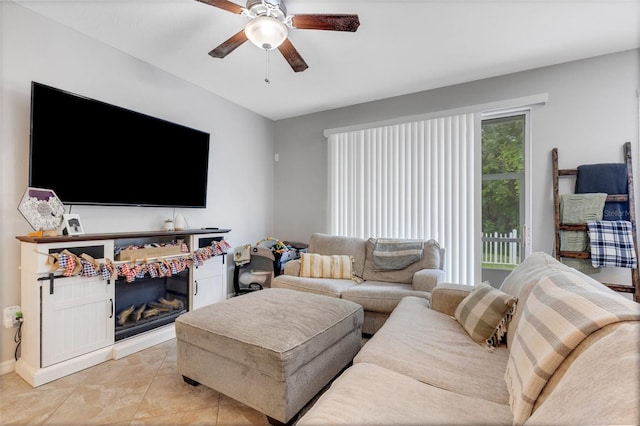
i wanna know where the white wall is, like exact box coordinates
[273,49,640,265]
[0,3,275,370]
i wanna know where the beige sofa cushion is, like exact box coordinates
[412,268,447,293]
[362,238,441,284]
[341,281,428,314]
[354,296,511,405]
[297,362,513,426]
[431,283,473,317]
[525,321,640,426]
[271,274,358,298]
[499,252,574,348]
[308,233,367,278]
[504,257,640,425]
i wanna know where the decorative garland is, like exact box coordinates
[46,239,231,283]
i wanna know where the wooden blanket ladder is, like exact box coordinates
[552,141,640,303]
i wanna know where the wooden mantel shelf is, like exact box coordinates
[16,228,231,244]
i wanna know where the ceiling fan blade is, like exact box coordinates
[292,14,360,32]
[196,0,244,15]
[209,29,248,58]
[278,39,308,72]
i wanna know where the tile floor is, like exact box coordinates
[0,338,278,425]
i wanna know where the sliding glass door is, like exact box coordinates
[481,112,530,284]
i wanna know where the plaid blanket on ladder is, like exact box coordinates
[587,220,637,268]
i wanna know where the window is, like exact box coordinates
[481,112,529,283]
[327,113,476,283]
[326,98,541,285]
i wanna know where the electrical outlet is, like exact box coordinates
[4,306,21,328]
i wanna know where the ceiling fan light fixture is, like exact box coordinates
[245,16,288,50]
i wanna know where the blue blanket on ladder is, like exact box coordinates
[575,163,629,221]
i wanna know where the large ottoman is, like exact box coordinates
[175,288,364,425]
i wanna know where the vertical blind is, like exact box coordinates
[327,113,476,283]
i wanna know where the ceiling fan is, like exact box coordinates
[197,0,360,72]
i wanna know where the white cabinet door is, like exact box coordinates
[191,256,226,310]
[41,275,115,367]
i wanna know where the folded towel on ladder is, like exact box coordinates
[559,193,607,274]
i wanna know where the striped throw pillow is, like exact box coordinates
[454,282,517,347]
[299,253,354,279]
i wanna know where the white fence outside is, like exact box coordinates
[482,229,520,266]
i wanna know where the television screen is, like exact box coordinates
[28,81,210,208]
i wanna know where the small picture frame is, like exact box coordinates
[62,214,84,236]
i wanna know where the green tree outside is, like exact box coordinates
[482,115,525,265]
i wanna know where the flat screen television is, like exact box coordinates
[28,81,210,208]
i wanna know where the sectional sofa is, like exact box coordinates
[272,233,446,334]
[296,252,640,425]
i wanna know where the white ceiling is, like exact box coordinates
[16,0,640,120]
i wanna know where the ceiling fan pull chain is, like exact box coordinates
[265,49,271,84]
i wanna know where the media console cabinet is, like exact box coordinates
[15,229,230,387]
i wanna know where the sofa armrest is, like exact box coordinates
[412,268,446,293]
[283,259,301,276]
[431,284,473,316]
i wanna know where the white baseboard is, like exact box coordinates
[0,359,16,375]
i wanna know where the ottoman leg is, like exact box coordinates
[267,414,298,426]
[182,375,200,386]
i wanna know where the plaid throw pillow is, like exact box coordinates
[454,282,517,347]
[299,253,355,279]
